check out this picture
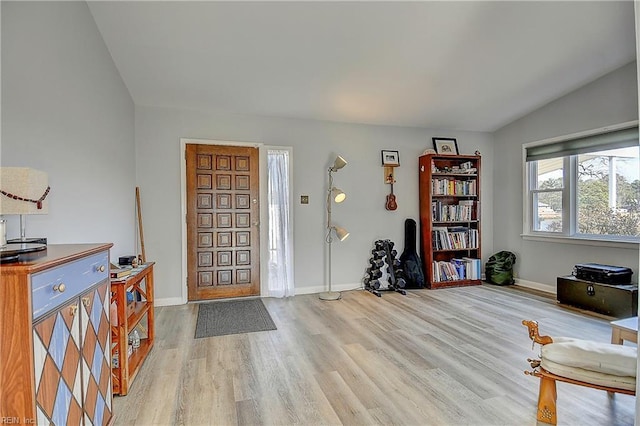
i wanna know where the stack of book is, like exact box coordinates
[110,265,132,279]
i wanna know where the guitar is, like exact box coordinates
[399,218,425,288]
[385,177,398,211]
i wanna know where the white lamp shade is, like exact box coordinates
[332,155,347,171]
[0,168,49,214]
[331,187,346,203]
[334,226,350,241]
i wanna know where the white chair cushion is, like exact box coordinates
[541,337,637,377]
[541,359,636,391]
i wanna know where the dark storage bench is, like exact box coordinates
[557,275,638,318]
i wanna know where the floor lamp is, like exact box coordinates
[320,155,350,301]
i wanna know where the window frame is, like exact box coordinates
[527,156,570,236]
[522,121,639,246]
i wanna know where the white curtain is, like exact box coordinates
[267,149,294,297]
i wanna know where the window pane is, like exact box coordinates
[532,159,563,232]
[533,191,563,232]
[535,158,563,189]
[577,146,640,237]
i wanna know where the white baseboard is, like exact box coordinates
[514,278,556,295]
[155,296,185,307]
[294,282,364,296]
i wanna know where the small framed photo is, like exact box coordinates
[381,150,400,166]
[432,137,459,155]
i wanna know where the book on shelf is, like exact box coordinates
[431,226,450,250]
[432,261,459,282]
[431,199,477,222]
[432,257,482,282]
[431,178,477,196]
[462,257,482,280]
[431,226,478,251]
[110,267,132,279]
[458,199,476,221]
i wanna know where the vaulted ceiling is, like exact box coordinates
[88,1,636,132]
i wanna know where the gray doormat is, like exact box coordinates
[195,298,277,338]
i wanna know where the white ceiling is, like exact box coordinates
[88,1,637,132]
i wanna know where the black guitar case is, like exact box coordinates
[399,218,425,288]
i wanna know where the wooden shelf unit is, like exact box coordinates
[110,262,155,395]
[419,154,482,289]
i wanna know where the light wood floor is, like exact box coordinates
[113,285,636,425]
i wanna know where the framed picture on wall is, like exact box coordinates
[432,137,459,155]
[381,150,400,166]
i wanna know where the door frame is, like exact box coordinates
[180,138,268,304]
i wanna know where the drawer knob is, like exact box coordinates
[53,283,66,293]
[97,265,105,272]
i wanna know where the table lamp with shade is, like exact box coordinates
[0,168,50,255]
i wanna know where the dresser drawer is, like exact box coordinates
[31,251,109,319]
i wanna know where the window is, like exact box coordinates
[524,125,640,242]
[530,158,565,232]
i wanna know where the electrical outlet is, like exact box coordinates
[301,195,309,204]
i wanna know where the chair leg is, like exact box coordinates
[537,376,557,425]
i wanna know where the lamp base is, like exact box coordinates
[319,291,341,301]
[8,237,47,245]
[0,242,47,263]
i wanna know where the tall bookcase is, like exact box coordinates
[419,154,482,289]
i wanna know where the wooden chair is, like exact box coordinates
[522,320,636,425]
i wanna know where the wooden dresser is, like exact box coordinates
[0,244,113,425]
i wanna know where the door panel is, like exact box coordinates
[186,144,260,301]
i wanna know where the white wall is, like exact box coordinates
[135,105,494,302]
[492,61,638,290]
[1,1,136,259]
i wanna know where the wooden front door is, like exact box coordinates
[186,144,260,301]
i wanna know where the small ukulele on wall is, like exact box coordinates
[385,174,397,211]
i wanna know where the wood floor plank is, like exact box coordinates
[342,342,448,425]
[277,354,343,424]
[235,399,262,425]
[113,285,636,425]
[314,370,378,425]
[176,359,238,425]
